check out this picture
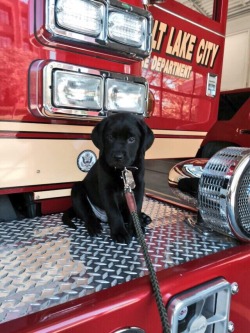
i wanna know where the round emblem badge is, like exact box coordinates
[77,150,97,172]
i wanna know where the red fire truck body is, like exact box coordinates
[0,1,250,333]
[196,88,250,158]
[0,0,228,202]
[143,1,228,159]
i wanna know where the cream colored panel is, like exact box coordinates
[1,137,201,189]
[152,129,207,136]
[0,122,94,134]
[146,138,203,159]
[0,139,99,188]
[34,189,71,200]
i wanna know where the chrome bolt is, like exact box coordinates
[231,282,239,295]
[228,321,235,332]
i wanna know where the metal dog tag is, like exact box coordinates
[122,168,136,189]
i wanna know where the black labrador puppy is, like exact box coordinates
[62,112,154,243]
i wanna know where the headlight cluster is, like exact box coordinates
[29,61,148,119]
[37,0,152,60]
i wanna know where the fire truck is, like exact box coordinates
[0,0,250,332]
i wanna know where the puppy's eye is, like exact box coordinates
[127,136,135,144]
[107,134,114,142]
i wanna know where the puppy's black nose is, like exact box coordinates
[114,152,124,161]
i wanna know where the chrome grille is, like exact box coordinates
[198,147,250,241]
[237,165,250,231]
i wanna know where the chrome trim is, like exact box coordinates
[168,158,208,208]
[114,328,145,333]
[240,129,250,135]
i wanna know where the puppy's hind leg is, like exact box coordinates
[72,182,103,236]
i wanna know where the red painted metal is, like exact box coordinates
[200,89,250,150]
[0,182,73,196]
[144,1,228,132]
[40,197,72,215]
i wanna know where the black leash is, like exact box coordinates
[121,168,171,333]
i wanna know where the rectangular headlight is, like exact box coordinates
[55,0,104,37]
[29,61,148,120]
[53,71,103,110]
[108,11,147,49]
[105,79,146,114]
[37,0,152,60]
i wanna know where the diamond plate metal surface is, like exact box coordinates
[0,197,237,324]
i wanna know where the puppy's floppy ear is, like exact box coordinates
[91,117,108,150]
[137,118,154,152]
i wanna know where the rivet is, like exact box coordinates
[228,321,234,332]
[231,282,239,295]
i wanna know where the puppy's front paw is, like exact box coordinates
[141,212,152,226]
[111,225,131,244]
[62,216,77,230]
[86,219,103,236]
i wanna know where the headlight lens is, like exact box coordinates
[56,0,104,37]
[53,71,103,110]
[108,11,147,48]
[106,79,146,114]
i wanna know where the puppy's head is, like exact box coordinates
[92,113,154,169]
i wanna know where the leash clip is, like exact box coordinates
[121,167,136,191]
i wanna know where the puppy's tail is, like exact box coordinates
[62,207,77,229]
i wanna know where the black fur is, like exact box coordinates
[62,113,154,243]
